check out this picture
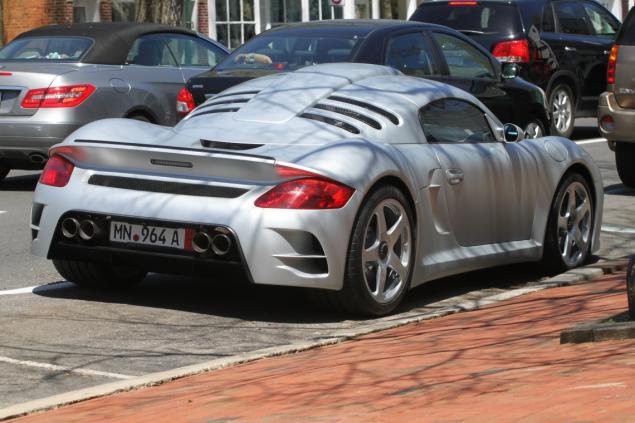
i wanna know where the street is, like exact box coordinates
[1,118,634,409]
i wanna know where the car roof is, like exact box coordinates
[265,19,451,35]
[15,22,198,65]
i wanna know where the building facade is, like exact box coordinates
[1,0,634,47]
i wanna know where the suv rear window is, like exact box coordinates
[0,37,92,61]
[617,8,635,45]
[411,2,523,37]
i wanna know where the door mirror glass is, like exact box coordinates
[503,123,525,142]
[501,63,520,79]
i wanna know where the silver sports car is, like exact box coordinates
[30,63,602,316]
[0,22,228,181]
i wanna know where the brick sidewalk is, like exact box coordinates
[11,273,635,422]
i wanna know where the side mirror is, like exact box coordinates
[503,123,525,143]
[501,62,520,79]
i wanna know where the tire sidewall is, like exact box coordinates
[344,185,416,316]
[544,173,594,271]
[615,142,635,188]
[549,84,575,138]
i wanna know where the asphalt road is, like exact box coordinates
[0,118,633,409]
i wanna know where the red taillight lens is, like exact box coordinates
[39,155,74,187]
[255,178,355,209]
[492,39,530,64]
[21,84,95,109]
[176,86,196,116]
[607,44,619,85]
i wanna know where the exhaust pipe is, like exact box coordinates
[29,153,47,164]
[61,217,80,238]
[211,234,232,256]
[192,232,212,253]
[79,220,99,241]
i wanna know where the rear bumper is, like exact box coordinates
[597,92,635,143]
[0,119,81,169]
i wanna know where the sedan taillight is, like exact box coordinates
[39,155,74,187]
[492,39,530,64]
[176,86,196,116]
[21,84,95,109]
[608,44,619,85]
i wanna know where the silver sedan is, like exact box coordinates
[30,63,602,316]
[0,22,228,181]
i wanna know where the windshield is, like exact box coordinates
[0,37,93,61]
[411,3,523,37]
[216,31,365,72]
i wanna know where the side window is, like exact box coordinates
[126,34,177,67]
[419,98,496,144]
[582,1,620,36]
[384,32,439,76]
[432,32,495,79]
[542,3,556,32]
[163,34,226,67]
[553,1,589,35]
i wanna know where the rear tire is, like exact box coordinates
[542,173,594,273]
[615,142,635,188]
[53,259,146,289]
[0,167,9,182]
[524,118,546,139]
[549,84,575,138]
[312,186,415,316]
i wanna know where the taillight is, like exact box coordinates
[608,44,619,85]
[255,166,354,209]
[39,155,74,187]
[492,39,530,64]
[21,84,95,109]
[176,86,196,116]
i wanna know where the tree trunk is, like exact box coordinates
[135,0,183,26]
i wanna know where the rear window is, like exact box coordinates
[617,8,635,45]
[216,31,365,72]
[0,37,92,61]
[411,3,523,37]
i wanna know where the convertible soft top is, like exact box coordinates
[15,22,197,65]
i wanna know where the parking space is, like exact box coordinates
[1,120,635,410]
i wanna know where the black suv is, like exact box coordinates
[411,0,620,137]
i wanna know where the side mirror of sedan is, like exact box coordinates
[503,123,525,143]
[501,63,520,79]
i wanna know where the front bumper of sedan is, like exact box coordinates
[30,167,361,291]
[0,117,81,169]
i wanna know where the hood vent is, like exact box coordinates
[328,95,399,125]
[188,90,261,119]
[300,113,360,134]
[312,103,381,130]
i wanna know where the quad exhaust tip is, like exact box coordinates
[192,232,232,256]
[61,218,80,238]
[79,220,99,241]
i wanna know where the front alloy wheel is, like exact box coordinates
[549,85,575,138]
[524,120,544,139]
[543,173,594,272]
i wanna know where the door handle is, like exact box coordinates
[564,46,577,52]
[446,168,464,185]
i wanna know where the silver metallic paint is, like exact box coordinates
[31,63,603,292]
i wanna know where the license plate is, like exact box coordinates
[110,221,190,250]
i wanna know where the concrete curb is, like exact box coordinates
[0,258,628,421]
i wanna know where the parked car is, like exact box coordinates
[181,20,549,138]
[598,6,635,188]
[0,22,229,181]
[31,63,602,316]
[410,0,621,138]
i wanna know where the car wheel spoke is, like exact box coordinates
[374,263,388,301]
[386,214,405,249]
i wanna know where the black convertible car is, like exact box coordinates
[181,20,550,137]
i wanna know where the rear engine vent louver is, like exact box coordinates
[188,107,240,119]
[189,90,261,119]
[313,103,381,130]
[299,113,360,134]
[328,95,399,125]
